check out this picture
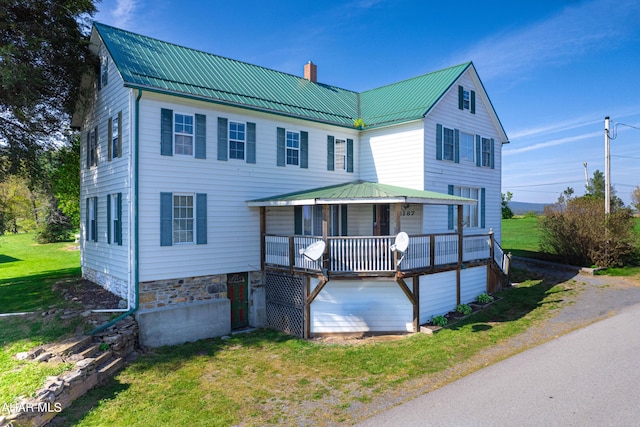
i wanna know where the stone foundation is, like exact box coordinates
[82,267,133,305]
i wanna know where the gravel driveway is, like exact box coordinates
[349,257,640,424]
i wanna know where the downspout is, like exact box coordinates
[90,89,142,335]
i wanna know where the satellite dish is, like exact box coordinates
[299,240,326,261]
[390,232,409,253]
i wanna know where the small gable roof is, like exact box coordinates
[92,23,491,131]
[246,181,477,207]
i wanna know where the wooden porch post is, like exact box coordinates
[322,205,330,272]
[413,275,420,332]
[456,204,463,305]
[393,203,402,234]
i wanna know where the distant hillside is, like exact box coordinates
[509,201,550,215]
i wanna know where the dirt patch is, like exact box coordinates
[52,278,124,310]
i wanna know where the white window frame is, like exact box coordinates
[229,121,246,160]
[481,137,491,167]
[335,138,346,170]
[100,56,109,88]
[173,193,194,244]
[460,132,475,163]
[301,206,344,236]
[462,89,470,110]
[454,186,480,228]
[174,113,194,156]
[111,115,119,158]
[286,130,300,166]
[110,193,119,244]
[442,127,455,161]
[88,197,97,241]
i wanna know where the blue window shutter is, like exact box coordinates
[161,108,173,156]
[217,117,228,161]
[436,124,443,160]
[300,131,308,169]
[92,197,98,242]
[160,192,173,246]
[454,129,460,163]
[471,90,476,114]
[327,136,335,171]
[458,85,464,110]
[475,135,481,167]
[85,198,90,240]
[276,127,285,166]
[116,193,122,245]
[448,185,454,230]
[246,122,256,164]
[195,114,206,159]
[294,206,302,234]
[346,138,354,173]
[341,205,348,236]
[481,188,486,228]
[107,195,111,244]
[196,193,207,245]
[490,138,495,169]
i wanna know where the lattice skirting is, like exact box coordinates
[265,272,305,338]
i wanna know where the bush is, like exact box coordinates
[540,197,638,267]
[456,304,472,315]
[34,207,74,243]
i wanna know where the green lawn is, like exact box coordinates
[0,233,83,406]
[501,216,545,259]
[0,233,80,313]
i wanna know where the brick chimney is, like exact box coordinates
[304,61,317,83]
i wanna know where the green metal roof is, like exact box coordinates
[246,181,476,206]
[93,23,470,129]
[359,63,470,128]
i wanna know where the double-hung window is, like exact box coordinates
[442,127,455,161]
[229,121,246,160]
[460,132,475,163]
[335,139,346,170]
[160,192,207,246]
[173,194,194,244]
[286,131,300,165]
[108,193,122,245]
[458,85,475,114]
[481,137,492,167]
[87,127,98,168]
[174,113,194,156]
[449,185,484,230]
[112,115,119,157]
[86,197,98,242]
[100,56,108,88]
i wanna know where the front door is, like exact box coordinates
[228,272,249,329]
[373,204,390,236]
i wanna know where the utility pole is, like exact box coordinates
[604,116,611,215]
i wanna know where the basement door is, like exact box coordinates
[228,272,249,329]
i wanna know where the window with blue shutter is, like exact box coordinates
[300,131,308,169]
[161,109,173,156]
[458,85,475,114]
[195,114,206,159]
[327,136,335,171]
[346,138,354,172]
[276,127,286,167]
[246,122,256,164]
[217,117,228,161]
[160,192,207,246]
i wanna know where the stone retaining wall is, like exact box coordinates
[0,318,138,427]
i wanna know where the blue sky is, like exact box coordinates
[94,0,640,205]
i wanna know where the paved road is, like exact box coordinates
[358,302,640,427]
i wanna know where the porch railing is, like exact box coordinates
[264,232,495,274]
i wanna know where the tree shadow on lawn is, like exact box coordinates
[0,267,81,313]
[447,262,581,332]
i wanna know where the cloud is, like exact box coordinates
[112,0,138,28]
[448,0,640,81]
[504,130,601,155]
[509,115,602,140]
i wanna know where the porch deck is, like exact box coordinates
[264,232,508,277]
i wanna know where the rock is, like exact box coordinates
[16,352,30,360]
[118,299,128,309]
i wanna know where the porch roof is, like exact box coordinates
[246,181,477,207]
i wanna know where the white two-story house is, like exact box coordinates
[75,22,509,347]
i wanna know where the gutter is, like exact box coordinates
[90,89,142,335]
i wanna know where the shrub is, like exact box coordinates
[477,293,494,304]
[540,197,638,267]
[34,207,74,244]
[456,304,472,315]
[431,315,448,327]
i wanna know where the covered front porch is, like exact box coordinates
[247,181,510,338]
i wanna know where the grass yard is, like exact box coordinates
[60,274,576,426]
[0,233,80,313]
[501,216,545,259]
[0,233,83,406]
